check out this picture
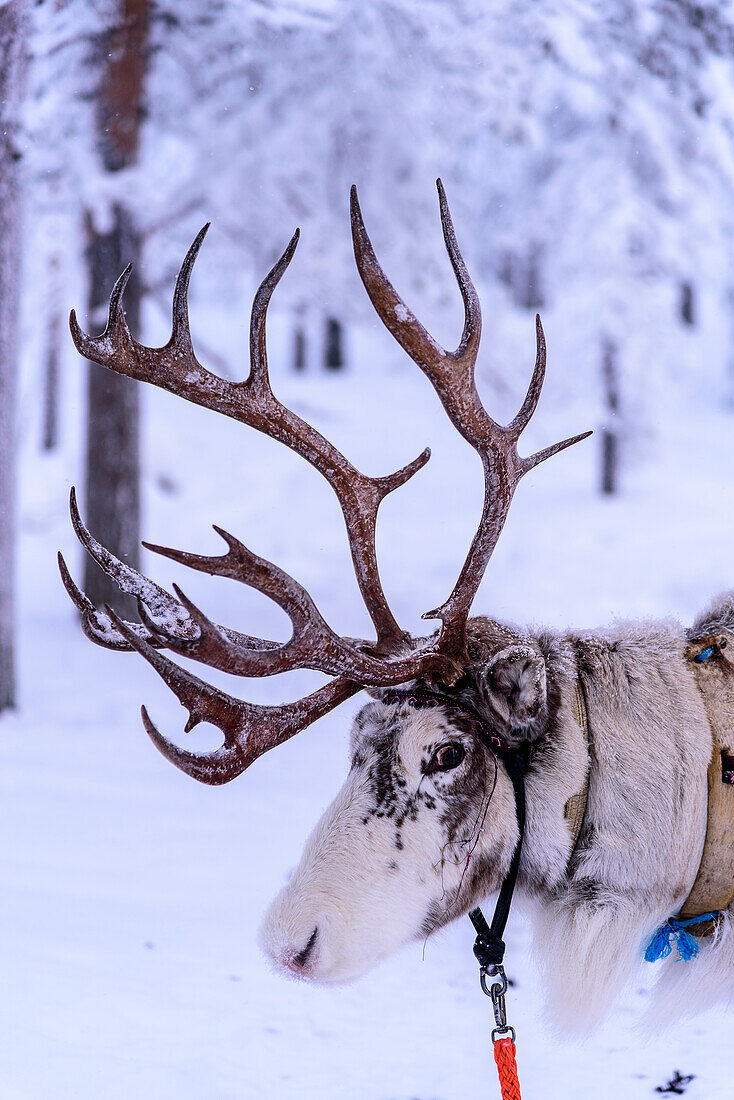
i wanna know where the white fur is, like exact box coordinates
[260,605,734,1031]
[260,705,516,983]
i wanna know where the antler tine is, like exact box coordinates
[350,182,481,391]
[68,487,196,643]
[374,446,432,496]
[58,548,99,618]
[248,228,300,391]
[507,314,546,441]
[135,591,279,653]
[140,708,245,787]
[58,551,163,652]
[352,181,592,667]
[144,526,319,631]
[522,429,593,475]
[107,607,359,785]
[352,180,496,460]
[143,529,352,677]
[435,178,482,366]
[509,319,593,471]
[170,222,210,351]
[105,605,251,737]
[69,264,133,361]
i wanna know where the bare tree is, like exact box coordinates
[292,304,307,371]
[83,0,148,616]
[680,281,695,327]
[0,0,25,711]
[41,254,61,451]
[600,335,620,496]
[324,316,345,371]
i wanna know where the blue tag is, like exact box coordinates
[644,912,721,962]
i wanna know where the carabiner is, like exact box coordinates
[480,964,510,1032]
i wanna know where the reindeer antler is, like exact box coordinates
[351,179,591,665]
[62,185,590,784]
[69,226,431,652]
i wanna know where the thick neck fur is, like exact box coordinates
[494,618,718,1030]
[262,600,734,1031]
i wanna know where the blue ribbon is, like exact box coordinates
[644,912,721,962]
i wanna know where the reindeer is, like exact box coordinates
[60,182,734,1032]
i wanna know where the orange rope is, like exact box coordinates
[493,1036,522,1100]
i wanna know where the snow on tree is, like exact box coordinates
[79,0,148,617]
[20,0,734,513]
[0,0,26,711]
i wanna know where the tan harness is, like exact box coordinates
[680,634,734,933]
[563,639,734,936]
[564,679,590,849]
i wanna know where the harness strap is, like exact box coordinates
[678,634,734,934]
[470,745,528,1100]
[469,743,529,969]
[381,685,537,1100]
[383,678,589,951]
[564,678,590,850]
[644,633,734,957]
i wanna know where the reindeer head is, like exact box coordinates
[60,183,588,979]
[261,625,549,983]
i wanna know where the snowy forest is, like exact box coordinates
[2,1,734,1097]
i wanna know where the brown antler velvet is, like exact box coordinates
[61,182,590,784]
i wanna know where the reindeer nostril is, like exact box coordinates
[293,925,319,969]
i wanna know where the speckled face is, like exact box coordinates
[259,696,519,984]
[351,699,495,860]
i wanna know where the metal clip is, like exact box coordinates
[479,964,516,1042]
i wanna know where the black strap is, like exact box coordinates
[469,742,529,971]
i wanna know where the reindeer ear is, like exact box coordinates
[479,644,547,733]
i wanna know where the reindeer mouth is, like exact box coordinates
[265,922,328,982]
[291,925,319,972]
[261,901,387,986]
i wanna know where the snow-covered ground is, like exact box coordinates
[2,315,733,1098]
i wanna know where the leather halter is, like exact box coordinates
[565,678,590,850]
[381,678,592,969]
[381,677,591,871]
[380,686,531,970]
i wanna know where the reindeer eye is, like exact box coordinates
[431,741,466,772]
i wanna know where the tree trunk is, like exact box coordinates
[83,0,148,615]
[42,255,61,452]
[680,281,695,327]
[293,309,307,371]
[324,317,344,371]
[0,0,25,711]
[600,336,620,496]
[601,430,618,496]
[83,207,141,616]
[726,287,734,409]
